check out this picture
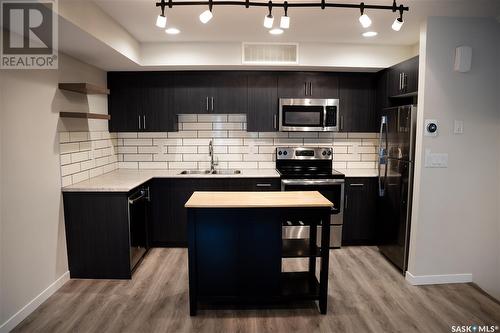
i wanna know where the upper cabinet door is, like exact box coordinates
[212,72,248,114]
[387,56,419,97]
[108,72,142,132]
[247,72,278,132]
[141,72,177,132]
[278,72,339,99]
[174,72,214,114]
[339,74,377,132]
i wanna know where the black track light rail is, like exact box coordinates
[156,0,409,12]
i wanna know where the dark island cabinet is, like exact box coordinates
[174,72,247,114]
[278,72,339,99]
[108,72,176,132]
[247,72,279,132]
[150,177,280,246]
[339,74,377,132]
[342,177,378,245]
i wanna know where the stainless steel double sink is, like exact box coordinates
[179,169,241,175]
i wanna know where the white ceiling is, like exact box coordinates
[94,0,499,45]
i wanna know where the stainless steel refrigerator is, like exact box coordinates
[377,105,417,272]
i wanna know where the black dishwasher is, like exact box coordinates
[128,187,150,270]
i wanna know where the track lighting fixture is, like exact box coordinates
[392,5,404,31]
[199,0,213,23]
[154,0,409,35]
[263,1,274,29]
[156,0,167,28]
[358,3,372,28]
[280,2,290,29]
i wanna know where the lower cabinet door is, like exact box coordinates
[342,178,378,245]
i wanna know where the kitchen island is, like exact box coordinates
[185,191,333,315]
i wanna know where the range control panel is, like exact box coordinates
[276,147,333,160]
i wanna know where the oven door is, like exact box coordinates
[281,179,344,248]
[279,98,339,132]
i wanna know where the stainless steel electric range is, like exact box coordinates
[276,147,345,248]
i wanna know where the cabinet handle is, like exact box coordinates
[349,183,364,187]
[211,97,214,112]
[345,195,348,209]
[304,82,308,96]
[340,115,344,131]
[273,114,277,129]
[206,97,209,111]
[143,115,146,130]
[309,82,312,96]
[138,115,141,130]
[399,73,402,91]
[256,183,272,187]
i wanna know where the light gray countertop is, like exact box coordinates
[62,168,378,193]
[62,169,281,192]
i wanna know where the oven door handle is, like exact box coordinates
[281,179,345,186]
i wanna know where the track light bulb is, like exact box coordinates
[199,9,213,24]
[280,15,290,29]
[392,17,404,31]
[156,14,167,28]
[359,13,372,28]
[264,14,274,29]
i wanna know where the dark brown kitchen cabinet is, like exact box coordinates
[339,74,377,132]
[342,177,378,245]
[173,72,247,114]
[108,72,176,132]
[278,72,339,99]
[247,72,279,132]
[150,177,280,246]
[388,56,419,97]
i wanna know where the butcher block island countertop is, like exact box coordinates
[185,191,333,208]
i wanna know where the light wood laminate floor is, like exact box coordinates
[13,247,500,333]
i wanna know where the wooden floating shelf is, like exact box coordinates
[58,83,110,95]
[60,112,111,120]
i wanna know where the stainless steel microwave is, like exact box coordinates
[279,98,340,132]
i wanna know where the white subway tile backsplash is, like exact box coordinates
[182,122,213,130]
[60,115,378,187]
[138,132,169,138]
[123,138,153,146]
[168,161,197,169]
[139,162,168,169]
[60,142,80,154]
[168,146,198,154]
[197,130,228,138]
[69,132,89,142]
[178,114,198,122]
[213,122,243,130]
[197,114,227,122]
[124,154,153,162]
[228,114,246,122]
[138,146,162,154]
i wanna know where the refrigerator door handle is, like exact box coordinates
[378,115,388,197]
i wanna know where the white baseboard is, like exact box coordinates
[405,271,472,285]
[0,271,70,333]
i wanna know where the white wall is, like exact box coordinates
[408,17,500,299]
[0,54,107,330]
[141,42,414,71]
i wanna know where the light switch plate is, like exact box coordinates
[454,120,464,134]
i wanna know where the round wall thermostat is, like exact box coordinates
[424,119,438,137]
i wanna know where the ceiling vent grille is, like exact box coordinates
[242,43,299,65]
